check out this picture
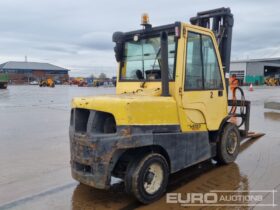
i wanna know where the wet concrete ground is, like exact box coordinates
[0,85,279,210]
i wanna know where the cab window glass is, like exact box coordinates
[185,32,223,90]
[202,35,223,89]
[185,32,203,90]
[121,35,176,80]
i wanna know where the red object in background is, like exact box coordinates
[249,83,253,91]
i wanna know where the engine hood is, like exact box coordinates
[71,94,179,126]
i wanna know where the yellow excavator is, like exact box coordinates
[39,78,55,87]
[69,8,263,203]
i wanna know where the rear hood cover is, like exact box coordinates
[72,94,179,126]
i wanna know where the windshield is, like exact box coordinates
[120,35,176,81]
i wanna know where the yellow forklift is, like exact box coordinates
[69,8,261,203]
[265,76,280,86]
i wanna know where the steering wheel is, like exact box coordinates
[145,69,161,79]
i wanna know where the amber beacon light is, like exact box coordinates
[141,13,152,29]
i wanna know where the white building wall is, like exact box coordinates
[231,61,280,77]
[246,62,280,76]
[230,62,247,72]
[230,62,247,81]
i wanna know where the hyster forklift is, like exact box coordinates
[70,8,254,203]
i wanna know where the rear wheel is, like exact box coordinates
[125,153,169,204]
[216,123,240,164]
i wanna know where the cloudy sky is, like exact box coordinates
[0,0,279,77]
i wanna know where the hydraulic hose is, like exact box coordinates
[229,86,246,128]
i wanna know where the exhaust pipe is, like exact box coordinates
[160,31,169,96]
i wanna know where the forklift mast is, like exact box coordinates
[190,8,251,137]
[190,7,234,94]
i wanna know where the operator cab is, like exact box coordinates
[119,33,176,81]
[112,12,232,131]
[113,14,179,83]
[113,15,181,95]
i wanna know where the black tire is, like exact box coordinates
[216,123,240,164]
[125,153,169,204]
[124,154,142,194]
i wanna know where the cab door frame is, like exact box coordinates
[179,24,228,132]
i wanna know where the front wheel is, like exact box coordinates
[216,123,240,164]
[125,153,169,204]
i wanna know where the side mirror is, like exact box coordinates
[112,32,124,62]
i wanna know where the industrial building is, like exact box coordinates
[0,61,70,84]
[230,58,280,85]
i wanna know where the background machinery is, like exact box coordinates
[265,76,280,86]
[69,8,261,203]
[39,78,55,87]
[0,70,8,89]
